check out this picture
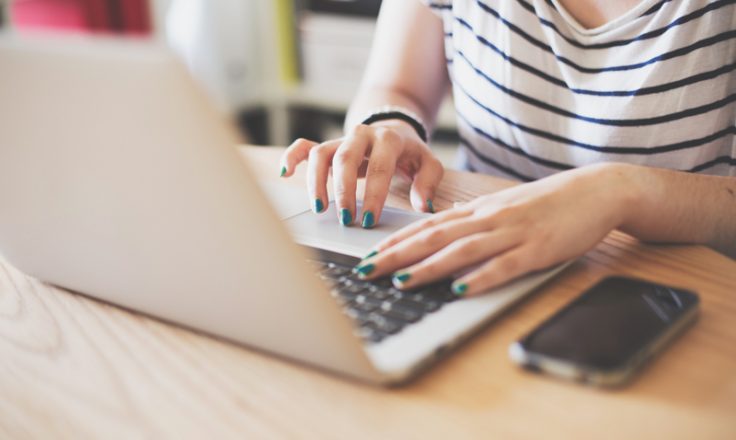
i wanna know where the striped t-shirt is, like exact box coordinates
[424,0,736,180]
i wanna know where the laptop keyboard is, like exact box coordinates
[308,256,458,344]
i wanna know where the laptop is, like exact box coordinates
[0,36,568,385]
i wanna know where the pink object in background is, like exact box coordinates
[11,0,151,35]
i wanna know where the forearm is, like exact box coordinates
[612,163,736,257]
[344,0,449,132]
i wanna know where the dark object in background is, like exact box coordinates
[237,108,269,147]
[303,0,381,17]
[509,276,699,387]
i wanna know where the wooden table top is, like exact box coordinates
[1,146,735,439]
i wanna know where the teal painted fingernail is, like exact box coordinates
[280,166,287,177]
[314,198,324,213]
[352,263,375,278]
[340,208,352,226]
[452,282,468,296]
[363,249,378,260]
[361,211,375,229]
[426,199,435,213]
[392,271,411,286]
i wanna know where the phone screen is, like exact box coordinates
[518,277,698,371]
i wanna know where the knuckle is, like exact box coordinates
[332,152,350,168]
[288,138,309,149]
[483,204,517,226]
[367,161,392,178]
[333,185,349,199]
[416,260,439,276]
[378,251,401,268]
[351,124,372,137]
[333,149,357,168]
[419,227,448,247]
[374,127,400,145]
[496,254,521,275]
[309,143,331,160]
[454,236,484,258]
[423,215,444,228]
[426,155,444,172]
[419,218,436,229]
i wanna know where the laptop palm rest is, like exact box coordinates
[285,201,429,257]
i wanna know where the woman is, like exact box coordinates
[280,0,736,296]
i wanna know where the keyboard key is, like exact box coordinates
[355,323,384,343]
[344,283,367,294]
[394,297,437,313]
[382,303,422,323]
[347,304,373,318]
[325,265,351,277]
[335,288,361,303]
[367,313,404,335]
[352,295,382,312]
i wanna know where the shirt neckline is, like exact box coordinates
[548,0,662,36]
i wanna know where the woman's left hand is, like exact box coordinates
[354,163,638,296]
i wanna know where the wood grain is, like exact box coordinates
[1,146,735,439]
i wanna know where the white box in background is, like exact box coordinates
[299,13,376,94]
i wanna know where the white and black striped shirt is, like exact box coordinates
[424,0,736,180]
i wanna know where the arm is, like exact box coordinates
[345,0,450,131]
[617,164,736,257]
[355,163,736,296]
[281,0,450,226]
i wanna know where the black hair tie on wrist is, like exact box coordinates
[361,111,428,143]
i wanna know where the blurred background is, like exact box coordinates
[0,0,459,164]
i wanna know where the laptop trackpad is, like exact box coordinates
[285,201,428,257]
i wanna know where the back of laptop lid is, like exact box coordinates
[0,36,382,382]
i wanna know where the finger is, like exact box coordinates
[360,128,402,228]
[389,228,522,289]
[369,207,473,255]
[451,245,537,297]
[280,138,318,177]
[332,126,372,226]
[410,154,444,213]
[355,216,491,279]
[307,140,340,213]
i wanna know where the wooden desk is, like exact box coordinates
[1,146,735,439]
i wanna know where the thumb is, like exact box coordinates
[409,155,444,213]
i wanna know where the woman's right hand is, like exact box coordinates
[279,120,445,228]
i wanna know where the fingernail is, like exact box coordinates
[352,263,375,278]
[314,198,324,213]
[361,211,375,229]
[452,282,468,296]
[340,208,352,226]
[392,271,411,286]
[363,249,378,260]
[280,166,287,177]
[426,199,435,213]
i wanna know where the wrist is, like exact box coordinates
[358,105,429,143]
[578,163,646,231]
[587,162,648,232]
[367,119,427,144]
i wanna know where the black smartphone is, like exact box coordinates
[509,276,699,387]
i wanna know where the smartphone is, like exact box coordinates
[509,276,699,387]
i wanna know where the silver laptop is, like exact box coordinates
[0,36,567,385]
